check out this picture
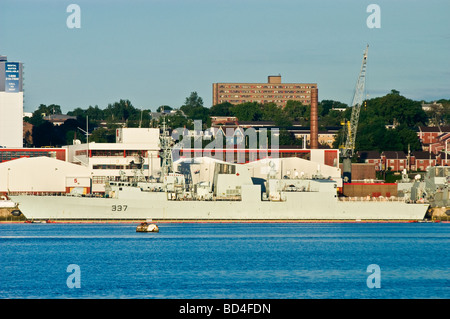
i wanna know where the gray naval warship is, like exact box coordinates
[398,166,450,219]
[10,129,430,222]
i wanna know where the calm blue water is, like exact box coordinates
[0,222,449,299]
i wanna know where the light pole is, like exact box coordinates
[395,151,399,172]
[445,139,448,166]
[7,168,10,193]
[77,116,90,165]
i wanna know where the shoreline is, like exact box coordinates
[0,219,447,224]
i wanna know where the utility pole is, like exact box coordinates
[77,115,90,166]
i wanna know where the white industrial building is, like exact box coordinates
[64,127,162,192]
[0,128,163,194]
[0,157,91,194]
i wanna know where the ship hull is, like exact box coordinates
[10,192,429,221]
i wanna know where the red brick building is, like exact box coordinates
[212,75,317,107]
[382,151,408,171]
[358,151,382,171]
[438,151,450,166]
[410,151,437,171]
[429,132,450,155]
[358,150,441,172]
[418,126,450,151]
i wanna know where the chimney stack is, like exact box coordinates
[310,87,319,149]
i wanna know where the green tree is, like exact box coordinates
[157,105,173,112]
[165,110,190,130]
[319,100,348,116]
[28,110,45,126]
[180,92,210,125]
[85,105,104,123]
[67,107,87,125]
[89,127,113,143]
[32,121,65,147]
[355,117,388,152]
[284,100,309,123]
[104,99,138,123]
[209,102,233,116]
[365,90,427,127]
[183,92,203,108]
[261,103,281,121]
[335,90,429,153]
[278,129,302,146]
[382,129,403,151]
[27,104,62,126]
[320,109,346,127]
[33,104,62,116]
[231,102,263,121]
[64,130,77,145]
[394,124,422,152]
[425,101,450,126]
[58,119,83,145]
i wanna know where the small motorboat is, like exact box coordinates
[24,219,55,224]
[418,219,441,223]
[136,221,159,232]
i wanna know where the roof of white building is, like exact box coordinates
[0,157,90,193]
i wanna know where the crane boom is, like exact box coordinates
[340,45,369,182]
[342,44,368,156]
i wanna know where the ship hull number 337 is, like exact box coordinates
[111,205,128,212]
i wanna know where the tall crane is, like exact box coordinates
[340,45,369,182]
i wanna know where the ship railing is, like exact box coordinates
[164,197,242,201]
[8,191,105,198]
[214,196,242,201]
[337,196,408,202]
[8,191,67,196]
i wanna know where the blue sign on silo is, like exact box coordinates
[5,62,20,93]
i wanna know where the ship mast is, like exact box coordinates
[160,115,173,177]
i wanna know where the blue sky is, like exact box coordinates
[1,0,449,113]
